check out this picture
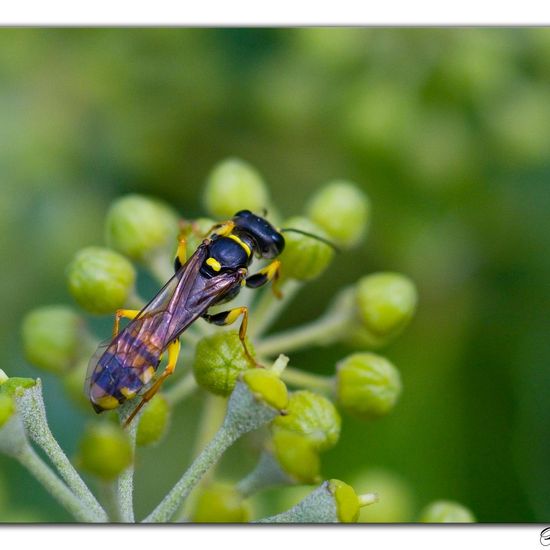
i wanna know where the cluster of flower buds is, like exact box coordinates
[9,156,475,523]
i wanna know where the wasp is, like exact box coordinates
[86,210,333,426]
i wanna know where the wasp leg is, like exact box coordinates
[245,260,282,298]
[173,234,187,272]
[204,220,235,238]
[124,338,181,428]
[112,309,141,338]
[202,306,260,367]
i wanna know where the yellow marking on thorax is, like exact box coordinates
[228,234,251,257]
[206,257,222,272]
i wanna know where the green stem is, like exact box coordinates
[116,401,138,523]
[164,372,198,406]
[249,280,302,338]
[281,367,335,394]
[256,312,352,357]
[100,481,122,522]
[143,381,278,523]
[18,444,100,523]
[143,424,237,523]
[16,381,107,521]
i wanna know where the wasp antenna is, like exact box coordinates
[280,228,341,252]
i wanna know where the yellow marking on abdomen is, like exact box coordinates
[228,234,251,257]
[140,366,156,384]
[120,387,137,399]
[93,394,120,410]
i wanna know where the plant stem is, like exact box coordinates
[18,444,100,523]
[116,401,138,522]
[16,381,107,521]
[256,312,352,357]
[281,367,335,394]
[142,424,237,523]
[249,280,302,338]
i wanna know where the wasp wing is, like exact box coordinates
[86,244,209,406]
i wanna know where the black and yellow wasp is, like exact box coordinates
[87,210,294,425]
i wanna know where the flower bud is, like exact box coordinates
[193,331,254,396]
[192,482,251,523]
[67,247,136,314]
[351,468,414,522]
[420,500,475,523]
[336,352,402,420]
[349,272,417,347]
[278,217,335,281]
[0,394,15,429]
[0,377,36,397]
[242,369,288,411]
[21,306,84,375]
[105,194,180,262]
[136,393,170,447]
[203,158,270,219]
[271,430,321,484]
[61,359,90,409]
[77,422,133,480]
[329,479,361,523]
[306,181,371,248]
[273,390,341,452]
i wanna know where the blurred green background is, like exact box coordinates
[1,28,550,522]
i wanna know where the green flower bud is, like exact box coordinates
[21,306,84,374]
[329,479,361,523]
[136,393,170,447]
[77,422,133,480]
[67,247,136,314]
[306,181,371,248]
[273,390,341,452]
[349,272,417,347]
[271,430,321,484]
[105,194,180,262]
[203,158,270,219]
[420,500,475,523]
[0,394,15,429]
[61,359,90,409]
[242,369,288,411]
[192,482,251,523]
[278,217,335,281]
[336,352,402,420]
[0,377,36,397]
[352,468,414,523]
[193,331,254,396]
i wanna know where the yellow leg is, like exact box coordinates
[124,339,181,427]
[245,260,282,298]
[113,309,141,338]
[202,306,260,367]
[174,235,188,272]
[204,220,235,238]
